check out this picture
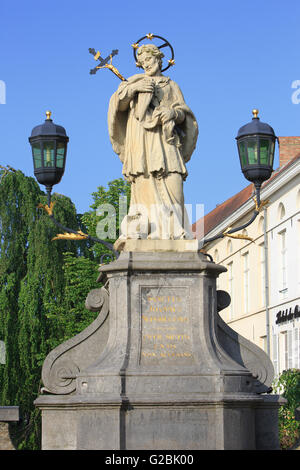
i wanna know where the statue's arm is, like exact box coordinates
[117,76,154,112]
[158,81,187,125]
[117,82,136,111]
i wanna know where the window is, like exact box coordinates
[297,190,300,209]
[227,261,234,319]
[298,220,300,286]
[260,243,266,307]
[282,331,288,370]
[242,252,250,314]
[275,328,299,374]
[258,216,264,233]
[278,202,286,220]
[281,330,293,370]
[214,250,220,289]
[279,231,287,294]
[242,229,249,247]
[272,333,279,376]
[260,335,267,353]
[227,240,232,255]
[293,328,300,369]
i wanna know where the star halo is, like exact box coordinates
[131,34,175,72]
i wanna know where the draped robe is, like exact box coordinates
[108,73,198,241]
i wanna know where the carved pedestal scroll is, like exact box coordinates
[40,287,109,395]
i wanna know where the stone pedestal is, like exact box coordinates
[35,251,280,450]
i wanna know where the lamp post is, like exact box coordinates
[29,111,69,206]
[203,109,276,245]
[236,109,276,207]
[29,111,119,260]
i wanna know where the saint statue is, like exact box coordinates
[108,42,198,246]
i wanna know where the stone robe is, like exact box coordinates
[108,73,198,241]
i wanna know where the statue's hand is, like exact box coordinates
[131,77,155,94]
[157,107,176,124]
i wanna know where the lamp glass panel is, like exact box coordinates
[247,140,258,164]
[56,142,65,168]
[32,143,42,169]
[260,139,270,164]
[270,140,275,167]
[43,141,55,168]
[238,141,247,167]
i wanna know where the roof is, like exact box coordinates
[192,154,300,238]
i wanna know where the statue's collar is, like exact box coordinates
[152,76,170,87]
[129,74,170,87]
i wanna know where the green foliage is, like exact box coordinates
[0,170,43,409]
[0,170,83,449]
[0,172,130,449]
[272,369,300,449]
[45,252,99,350]
[81,178,130,262]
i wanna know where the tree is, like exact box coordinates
[81,178,130,262]
[0,170,81,449]
[0,170,42,411]
[46,178,131,349]
[0,172,130,449]
[45,252,99,350]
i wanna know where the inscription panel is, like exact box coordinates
[140,286,193,365]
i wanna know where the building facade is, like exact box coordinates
[194,137,300,377]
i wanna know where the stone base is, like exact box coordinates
[36,393,282,450]
[0,423,15,450]
[35,252,280,450]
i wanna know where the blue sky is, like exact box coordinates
[1,0,300,219]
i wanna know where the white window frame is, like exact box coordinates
[259,242,266,307]
[272,332,279,376]
[242,252,250,314]
[227,261,234,319]
[278,230,288,296]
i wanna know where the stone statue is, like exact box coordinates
[35,40,281,451]
[108,43,198,245]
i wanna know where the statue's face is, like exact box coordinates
[140,53,161,76]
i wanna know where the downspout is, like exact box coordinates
[263,207,270,357]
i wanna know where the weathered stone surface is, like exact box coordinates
[0,407,19,451]
[35,252,280,450]
[0,423,15,450]
[108,43,198,243]
[0,407,19,422]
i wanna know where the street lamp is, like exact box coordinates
[203,109,276,245]
[29,111,119,260]
[236,109,276,206]
[29,111,68,204]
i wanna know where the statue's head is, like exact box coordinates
[136,44,164,76]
